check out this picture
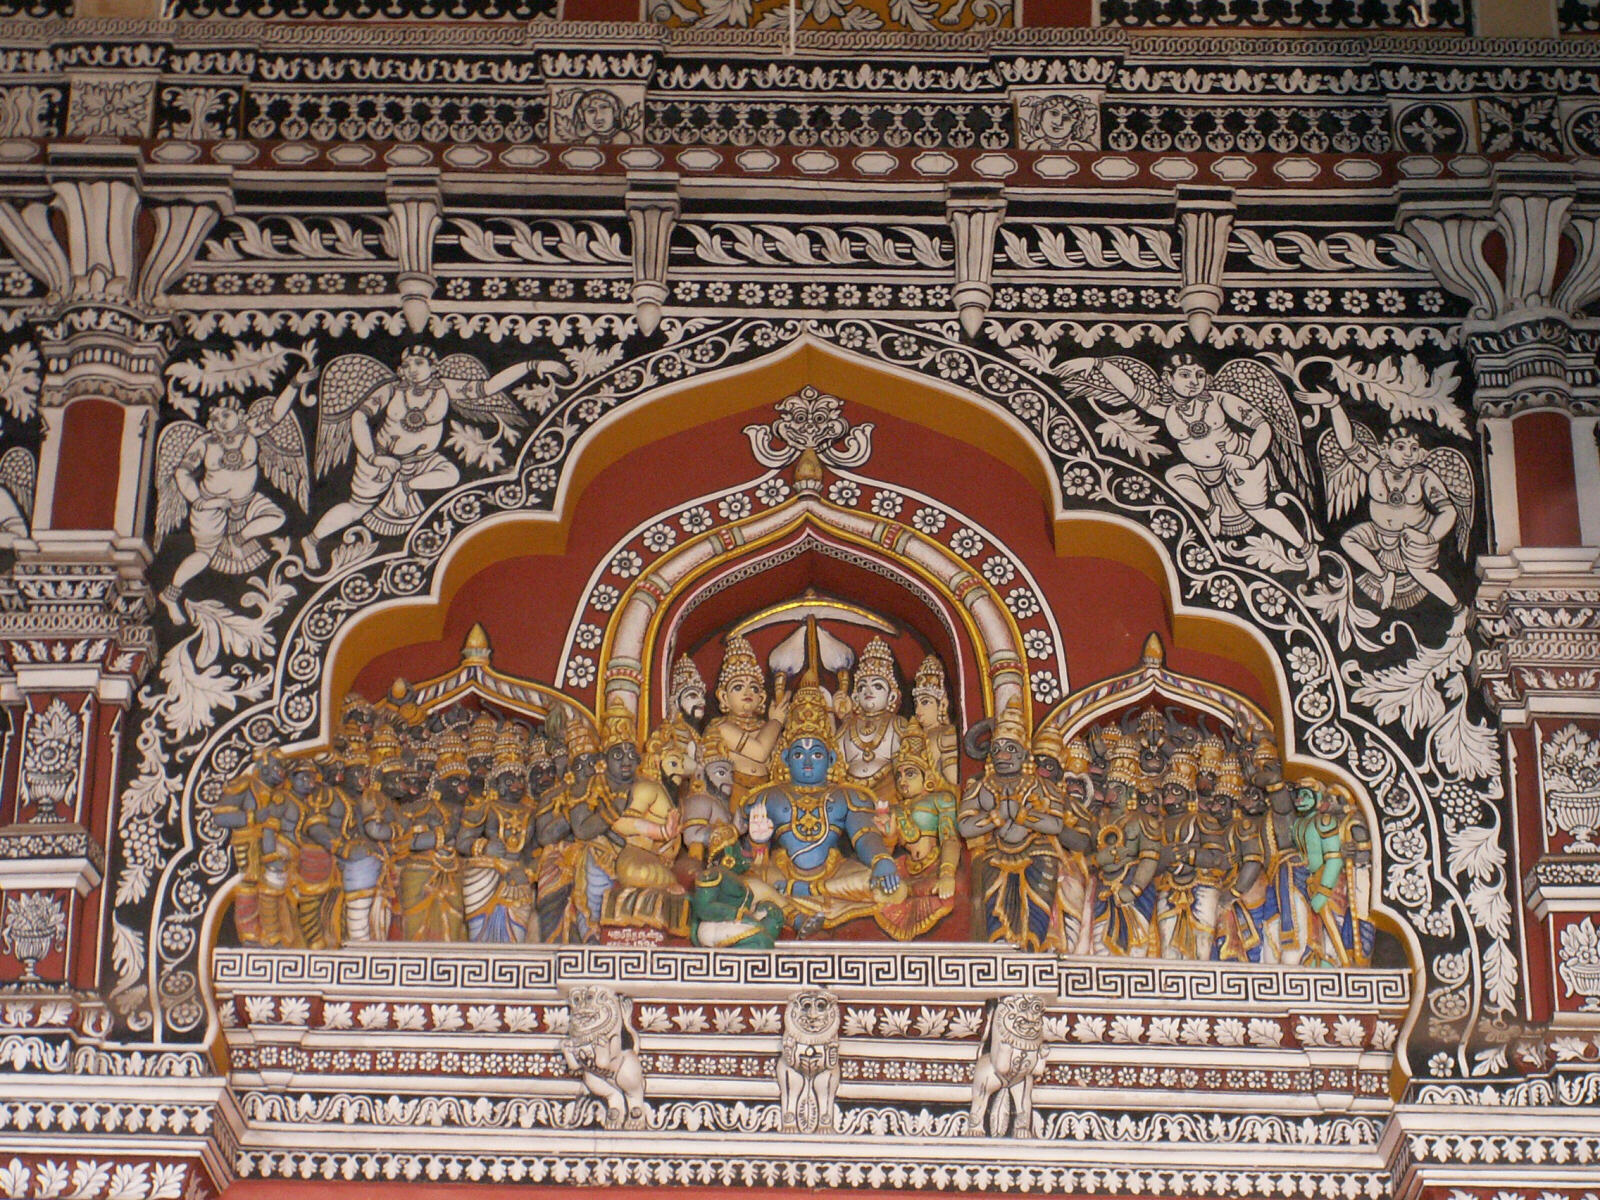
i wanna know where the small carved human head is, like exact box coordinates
[398,345,439,385]
[1381,425,1425,468]
[207,403,245,437]
[702,755,734,798]
[1163,355,1209,399]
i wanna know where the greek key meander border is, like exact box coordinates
[211,947,1411,1007]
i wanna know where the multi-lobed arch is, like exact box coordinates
[313,335,1300,753]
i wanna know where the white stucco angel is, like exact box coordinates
[301,345,566,567]
[155,351,315,623]
[0,446,35,550]
[1062,354,1319,572]
[1313,400,1474,610]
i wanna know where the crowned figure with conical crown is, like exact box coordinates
[703,633,789,811]
[834,635,913,808]
[744,644,907,934]
[957,700,1069,952]
[911,654,961,790]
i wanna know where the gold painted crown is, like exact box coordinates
[894,731,940,777]
[1162,747,1198,791]
[670,653,706,701]
[912,654,946,702]
[716,633,765,694]
[468,711,499,759]
[526,734,553,767]
[1106,758,1138,787]
[993,699,1027,746]
[1214,758,1246,800]
[781,683,835,746]
[857,635,897,684]
[370,724,403,771]
[1032,722,1064,762]
[435,728,470,779]
[564,718,601,757]
[1063,737,1092,776]
[493,725,526,772]
[1251,738,1281,768]
[601,697,637,750]
[342,734,370,770]
[1198,731,1227,773]
[1137,707,1164,740]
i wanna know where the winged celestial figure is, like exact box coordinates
[1315,401,1473,610]
[154,350,315,623]
[1061,354,1320,572]
[0,446,34,548]
[301,345,567,567]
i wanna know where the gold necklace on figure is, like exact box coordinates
[400,382,433,431]
[1378,464,1411,506]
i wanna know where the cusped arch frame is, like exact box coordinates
[155,325,1444,1054]
[306,332,1298,753]
[1042,629,1422,1067]
[582,477,1039,735]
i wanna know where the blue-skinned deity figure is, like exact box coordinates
[745,702,905,933]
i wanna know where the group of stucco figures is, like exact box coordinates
[221,634,1372,967]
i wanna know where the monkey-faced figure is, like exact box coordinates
[968,994,1047,1139]
[778,988,841,1134]
[561,986,648,1130]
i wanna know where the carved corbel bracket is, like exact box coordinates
[626,176,680,338]
[1174,185,1234,343]
[139,172,235,312]
[1398,164,1600,414]
[947,185,1007,339]
[382,172,443,336]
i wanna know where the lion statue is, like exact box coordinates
[777,988,841,1134]
[561,985,648,1130]
[967,994,1047,1138]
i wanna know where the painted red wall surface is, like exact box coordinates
[353,402,1272,715]
[1513,410,1582,548]
[49,397,123,530]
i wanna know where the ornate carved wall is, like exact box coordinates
[0,4,1596,1198]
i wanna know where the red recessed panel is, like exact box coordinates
[50,398,123,531]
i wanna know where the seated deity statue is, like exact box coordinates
[689,823,785,948]
[744,679,905,934]
[870,733,959,941]
[702,634,789,809]
[571,702,687,939]
[834,636,912,807]
[680,751,737,863]
[957,701,1068,952]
